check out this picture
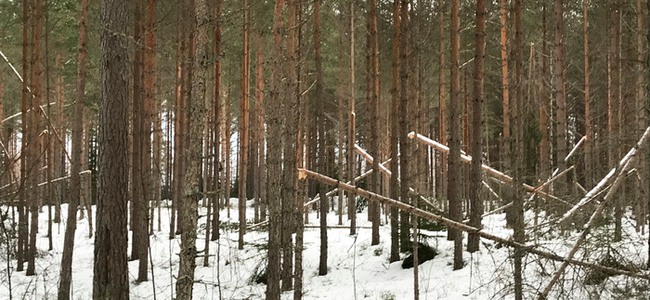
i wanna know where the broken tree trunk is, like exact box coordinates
[408,131,567,205]
[246,158,392,230]
[297,168,650,280]
[538,129,649,298]
[559,126,650,224]
[482,166,575,218]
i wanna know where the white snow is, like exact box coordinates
[1,198,649,299]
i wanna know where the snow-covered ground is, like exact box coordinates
[1,199,649,299]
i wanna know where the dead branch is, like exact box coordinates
[564,135,586,163]
[408,131,569,206]
[298,168,650,280]
[245,159,392,230]
[481,166,575,218]
[538,127,650,300]
[354,144,441,211]
[559,126,650,224]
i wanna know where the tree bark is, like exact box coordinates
[26,0,43,277]
[17,0,30,274]
[553,0,568,196]
[499,0,510,173]
[512,0,525,298]
[130,0,146,275]
[93,0,130,297]
[368,0,381,247]
[610,0,623,242]
[468,0,485,253]
[53,53,64,224]
[281,0,299,289]
[175,0,209,297]
[347,0,357,237]
[389,0,401,263]
[266,0,286,298]
[211,0,223,242]
[449,0,463,270]
[398,0,410,253]
[583,0,593,188]
[314,0,328,277]
[58,0,87,295]
[438,1,447,206]
[238,0,250,251]
[137,0,156,281]
[171,0,187,239]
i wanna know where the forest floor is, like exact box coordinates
[1,199,650,299]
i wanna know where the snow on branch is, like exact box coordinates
[297,167,650,280]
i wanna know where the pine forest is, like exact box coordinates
[1,0,650,299]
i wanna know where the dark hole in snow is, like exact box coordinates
[401,242,437,269]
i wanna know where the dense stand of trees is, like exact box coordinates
[0,0,649,299]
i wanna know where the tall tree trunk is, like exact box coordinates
[609,0,622,241]
[154,105,162,232]
[175,0,209,297]
[251,36,261,224]
[314,0,328,277]
[26,0,43,277]
[539,2,550,191]
[468,0,485,253]
[499,0,510,173]
[449,0,463,270]
[512,0,525,298]
[238,0,250,250]
[172,0,190,238]
[131,0,145,265]
[17,0,31,273]
[282,0,299,289]
[398,0,410,252]
[137,0,156,281]
[553,0,568,196]
[389,0,401,263]
[647,0,650,269]
[437,1,447,208]
[266,0,286,298]
[336,18,345,226]
[583,0,593,188]
[635,0,646,234]
[255,38,266,224]
[58,0,87,294]
[294,4,305,295]
[53,53,64,224]
[211,0,223,241]
[347,0,357,237]
[224,85,231,218]
[93,0,130,296]
[44,4,52,251]
[368,0,381,247]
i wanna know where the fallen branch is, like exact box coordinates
[482,180,501,200]
[297,168,650,280]
[354,144,392,175]
[565,135,586,163]
[539,143,640,298]
[559,126,650,224]
[245,159,392,230]
[408,131,568,206]
[481,166,575,218]
[355,144,440,211]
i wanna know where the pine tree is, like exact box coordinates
[58,0,87,295]
[468,0,485,253]
[93,0,130,297]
